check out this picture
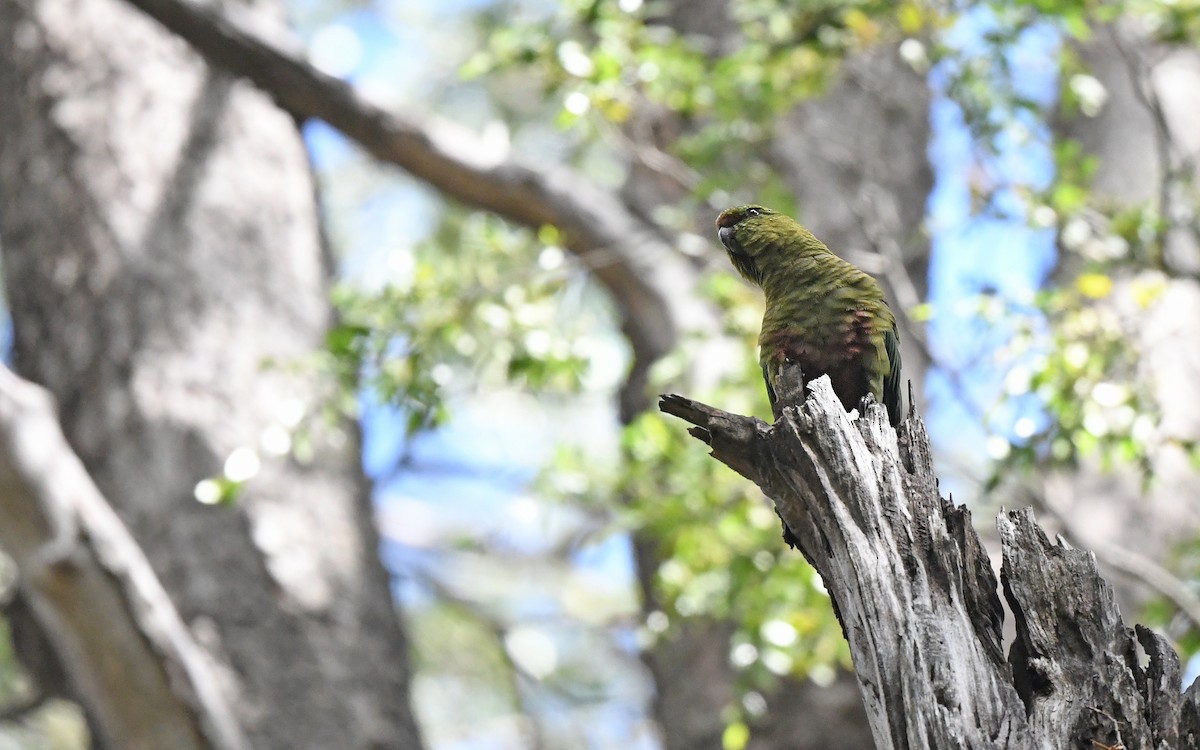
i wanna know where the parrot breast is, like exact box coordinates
[760,311,881,415]
[715,203,902,425]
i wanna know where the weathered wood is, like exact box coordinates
[0,365,245,750]
[660,373,1198,749]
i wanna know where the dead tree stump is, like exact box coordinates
[660,374,1200,750]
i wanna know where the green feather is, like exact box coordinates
[883,328,903,426]
[717,204,904,426]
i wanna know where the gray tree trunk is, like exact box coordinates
[0,0,424,746]
[661,373,1200,750]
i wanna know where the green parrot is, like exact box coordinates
[717,204,903,426]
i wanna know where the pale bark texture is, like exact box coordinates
[0,0,423,746]
[0,365,245,750]
[661,374,1200,750]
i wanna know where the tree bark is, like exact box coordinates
[0,365,245,750]
[0,0,423,746]
[661,374,1199,749]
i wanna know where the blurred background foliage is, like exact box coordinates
[303,0,1200,747]
[4,0,1200,747]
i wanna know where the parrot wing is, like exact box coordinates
[883,327,903,426]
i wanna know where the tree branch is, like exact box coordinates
[0,364,247,750]
[118,0,714,420]
[659,374,1200,749]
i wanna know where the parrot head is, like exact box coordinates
[716,205,774,285]
[716,205,827,288]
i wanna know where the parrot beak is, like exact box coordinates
[718,226,760,284]
[717,225,736,249]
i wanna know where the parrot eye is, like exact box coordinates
[746,208,761,217]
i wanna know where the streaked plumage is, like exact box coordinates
[717,204,902,426]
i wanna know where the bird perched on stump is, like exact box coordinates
[716,204,903,426]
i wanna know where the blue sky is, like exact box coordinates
[923,10,1060,494]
